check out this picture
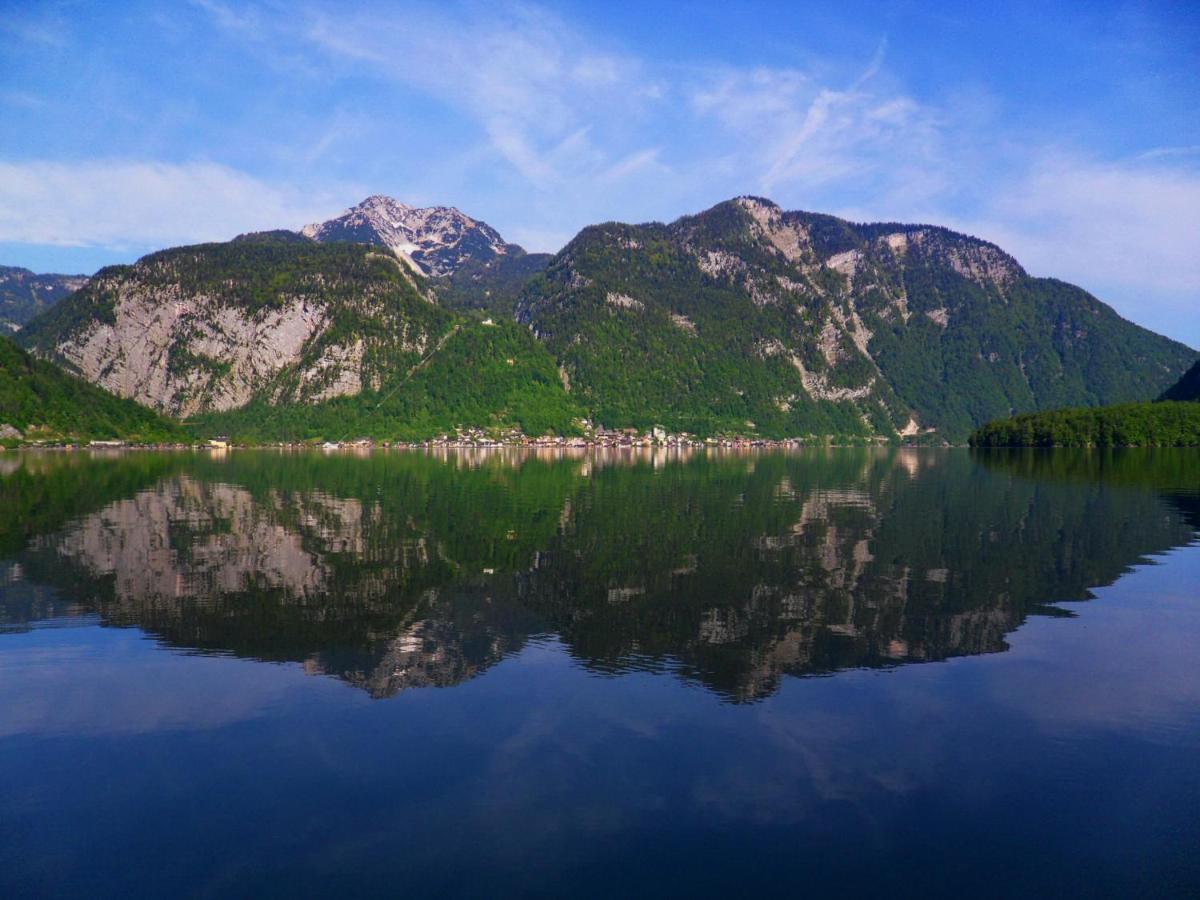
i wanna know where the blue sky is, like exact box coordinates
[1,0,1197,346]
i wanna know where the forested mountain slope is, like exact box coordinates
[16,196,1193,443]
[516,197,1193,440]
[0,335,183,444]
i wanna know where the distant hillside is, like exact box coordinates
[516,197,1194,440]
[1161,359,1200,401]
[0,335,184,444]
[0,265,87,333]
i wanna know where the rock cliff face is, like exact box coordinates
[19,238,451,417]
[517,196,1194,439]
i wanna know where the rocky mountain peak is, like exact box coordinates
[734,195,781,214]
[725,196,810,263]
[301,195,515,277]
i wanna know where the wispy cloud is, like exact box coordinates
[1136,145,1200,161]
[237,2,667,191]
[688,46,945,202]
[0,9,71,48]
[0,90,45,109]
[188,0,263,34]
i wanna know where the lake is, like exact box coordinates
[1,447,1197,897]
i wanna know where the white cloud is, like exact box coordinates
[892,154,1200,342]
[0,160,354,248]
[984,154,1200,296]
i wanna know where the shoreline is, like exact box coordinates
[2,435,951,453]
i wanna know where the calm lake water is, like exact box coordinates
[0,447,1197,898]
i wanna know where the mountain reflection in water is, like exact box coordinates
[1,447,1197,702]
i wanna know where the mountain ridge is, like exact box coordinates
[515,195,1193,440]
[11,193,1195,442]
[0,265,88,333]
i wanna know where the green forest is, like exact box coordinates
[0,336,185,445]
[969,401,1200,447]
[193,318,583,442]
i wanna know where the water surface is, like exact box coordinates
[1,448,1197,897]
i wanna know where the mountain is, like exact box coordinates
[1161,358,1200,401]
[17,194,1194,443]
[17,233,578,439]
[302,195,522,278]
[0,335,183,444]
[0,265,87,333]
[516,197,1194,440]
[437,250,553,316]
[19,236,450,418]
[302,195,551,313]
